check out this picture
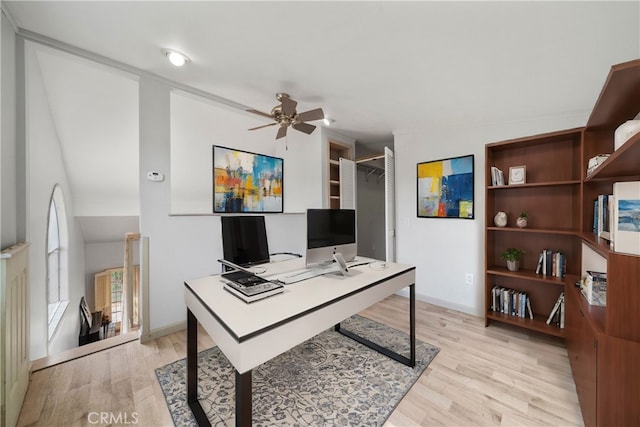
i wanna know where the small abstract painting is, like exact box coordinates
[417,154,474,219]
[213,145,283,213]
[617,199,640,232]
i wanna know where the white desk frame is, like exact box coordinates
[184,258,416,426]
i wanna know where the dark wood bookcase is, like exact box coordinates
[485,59,640,426]
[485,128,582,337]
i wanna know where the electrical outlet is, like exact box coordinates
[465,273,473,285]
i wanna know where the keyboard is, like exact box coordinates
[270,264,341,284]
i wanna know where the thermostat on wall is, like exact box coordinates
[146,171,165,182]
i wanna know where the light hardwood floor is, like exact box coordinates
[17,296,583,426]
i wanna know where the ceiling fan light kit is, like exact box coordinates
[247,93,325,139]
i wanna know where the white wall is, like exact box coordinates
[394,113,587,316]
[137,87,325,334]
[170,90,325,215]
[84,240,130,309]
[25,42,86,357]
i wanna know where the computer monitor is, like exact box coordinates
[305,209,357,267]
[221,216,270,267]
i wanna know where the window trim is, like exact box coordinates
[46,185,69,341]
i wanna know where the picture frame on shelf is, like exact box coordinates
[508,165,526,185]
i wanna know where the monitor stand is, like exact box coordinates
[332,252,349,276]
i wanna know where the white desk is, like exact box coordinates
[184,257,416,426]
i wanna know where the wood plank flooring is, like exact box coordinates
[16,296,583,426]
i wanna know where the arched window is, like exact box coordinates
[47,185,69,339]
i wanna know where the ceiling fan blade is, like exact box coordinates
[292,122,316,134]
[281,96,297,116]
[246,108,274,119]
[276,125,288,139]
[296,108,324,122]
[248,123,278,131]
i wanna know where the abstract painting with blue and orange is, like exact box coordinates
[417,155,474,219]
[213,145,283,213]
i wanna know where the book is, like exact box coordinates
[613,181,640,256]
[581,271,607,306]
[491,166,505,186]
[598,194,613,241]
[220,270,284,303]
[526,297,534,320]
[586,153,610,176]
[546,292,564,325]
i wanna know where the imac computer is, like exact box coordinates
[305,208,357,267]
[221,216,270,268]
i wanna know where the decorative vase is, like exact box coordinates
[516,217,528,228]
[506,260,520,272]
[494,211,507,227]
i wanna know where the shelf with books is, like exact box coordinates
[485,311,565,338]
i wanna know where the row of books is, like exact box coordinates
[593,193,613,241]
[490,286,533,319]
[535,249,566,277]
[546,292,565,328]
[490,166,505,186]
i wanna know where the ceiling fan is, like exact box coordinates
[247,93,325,140]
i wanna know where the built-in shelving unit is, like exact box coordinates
[485,128,583,338]
[486,58,640,427]
[328,141,352,209]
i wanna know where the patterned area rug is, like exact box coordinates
[155,315,439,426]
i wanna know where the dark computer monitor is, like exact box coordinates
[221,216,270,267]
[306,209,357,267]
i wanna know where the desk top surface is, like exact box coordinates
[184,257,415,342]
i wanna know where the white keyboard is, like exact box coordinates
[269,264,341,284]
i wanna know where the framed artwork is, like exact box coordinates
[508,165,526,185]
[213,145,283,213]
[417,154,474,219]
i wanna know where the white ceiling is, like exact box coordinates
[7,1,639,144]
[4,1,639,241]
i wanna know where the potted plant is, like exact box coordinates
[500,247,525,272]
[516,212,528,228]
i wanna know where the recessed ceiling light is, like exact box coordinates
[323,117,335,126]
[162,49,191,67]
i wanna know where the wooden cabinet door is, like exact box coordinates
[565,287,597,427]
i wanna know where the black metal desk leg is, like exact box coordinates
[187,309,211,426]
[335,282,417,368]
[409,284,416,367]
[235,370,252,427]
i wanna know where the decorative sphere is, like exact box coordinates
[494,211,507,227]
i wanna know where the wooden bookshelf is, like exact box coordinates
[486,58,640,427]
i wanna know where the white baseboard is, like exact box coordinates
[394,289,483,318]
[140,321,186,343]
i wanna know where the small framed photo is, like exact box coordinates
[509,165,526,185]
